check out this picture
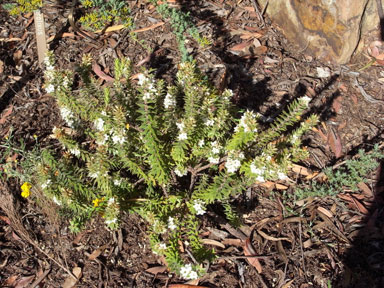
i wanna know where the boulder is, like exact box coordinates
[258,0,382,64]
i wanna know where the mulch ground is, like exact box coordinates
[1,1,384,287]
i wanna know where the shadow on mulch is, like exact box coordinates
[335,162,384,288]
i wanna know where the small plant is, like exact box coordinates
[3,52,317,278]
[79,0,132,31]
[149,0,211,61]
[4,0,42,15]
[295,145,384,199]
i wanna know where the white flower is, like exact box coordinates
[113,179,122,186]
[143,92,151,101]
[211,141,221,154]
[205,119,214,126]
[62,76,71,89]
[41,179,51,189]
[89,172,99,179]
[180,264,198,280]
[52,196,61,206]
[178,132,188,141]
[176,122,185,131]
[45,84,55,93]
[106,218,118,225]
[159,243,167,250]
[112,134,126,145]
[101,111,107,116]
[277,172,287,180]
[174,168,187,177]
[60,107,76,127]
[94,118,105,131]
[168,217,177,230]
[225,157,241,173]
[96,134,109,146]
[299,96,311,106]
[212,147,220,155]
[69,148,80,157]
[256,175,265,182]
[193,200,206,215]
[108,197,115,205]
[238,152,245,159]
[250,164,265,176]
[137,73,147,85]
[291,134,299,142]
[164,93,176,109]
[198,139,205,147]
[208,156,220,164]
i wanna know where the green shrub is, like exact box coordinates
[79,0,132,31]
[295,145,384,199]
[2,52,317,278]
[4,0,42,15]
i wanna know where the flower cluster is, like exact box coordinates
[138,73,157,101]
[168,216,177,230]
[164,92,176,109]
[250,163,266,182]
[192,199,206,215]
[60,107,77,128]
[208,141,222,164]
[21,182,32,198]
[176,121,188,141]
[179,264,198,280]
[234,110,258,133]
[225,152,244,173]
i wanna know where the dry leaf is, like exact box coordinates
[146,266,167,274]
[0,59,3,73]
[282,279,295,288]
[14,275,35,288]
[243,238,262,273]
[202,239,225,249]
[291,164,310,176]
[328,129,343,158]
[168,284,208,288]
[275,183,288,190]
[132,22,165,33]
[3,275,18,286]
[257,230,290,242]
[357,182,373,198]
[317,206,333,218]
[0,105,13,124]
[229,40,253,52]
[222,238,244,246]
[0,37,22,42]
[62,267,82,288]
[13,50,22,65]
[0,215,11,225]
[88,244,108,260]
[92,62,114,82]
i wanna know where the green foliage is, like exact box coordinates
[79,0,132,31]
[295,145,384,199]
[151,1,211,61]
[5,0,42,15]
[3,53,317,278]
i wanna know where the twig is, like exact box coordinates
[298,221,307,281]
[251,0,265,26]
[29,265,51,288]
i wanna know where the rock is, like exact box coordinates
[258,0,382,64]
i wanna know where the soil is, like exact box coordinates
[1,0,384,287]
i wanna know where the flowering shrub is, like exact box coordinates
[5,0,42,15]
[5,52,317,278]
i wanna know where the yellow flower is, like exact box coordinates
[125,123,130,130]
[21,182,32,198]
[92,197,104,207]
